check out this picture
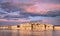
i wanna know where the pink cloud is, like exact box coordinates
[25,3,60,14]
[0,19,30,22]
[42,19,60,23]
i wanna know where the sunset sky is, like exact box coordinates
[0,0,60,25]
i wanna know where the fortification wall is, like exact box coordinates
[1,22,60,31]
[54,26,60,30]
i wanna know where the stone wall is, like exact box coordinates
[45,24,53,31]
[0,22,55,31]
[0,26,9,30]
[54,26,60,30]
[11,23,54,31]
[20,23,31,31]
[32,24,45,31]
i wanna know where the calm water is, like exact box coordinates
[0,30,60,36]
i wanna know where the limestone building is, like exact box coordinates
[0,22,58,31]
[54,25,60,30]
[45,24,53,31]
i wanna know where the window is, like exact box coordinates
[17,25,20,28]
[48,26,50,27]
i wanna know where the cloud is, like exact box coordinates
[0,0,60,21]
[25,3,60,14]
[1,0,60,3]
[42,19,60,25]
[0,0,60,25]
[0,18,30,22]
[1,11,30,19]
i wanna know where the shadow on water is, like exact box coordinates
[0,30,60,36]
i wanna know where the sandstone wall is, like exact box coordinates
[54,26,60,30]
[45,24,53,31]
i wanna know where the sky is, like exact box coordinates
[0,0,60,25]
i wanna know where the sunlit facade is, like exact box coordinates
[0,22,60,31]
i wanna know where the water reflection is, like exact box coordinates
[0,30,60,36]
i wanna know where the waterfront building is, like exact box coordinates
[0,26,8,30]
[54,25,60,30]
[31,22,45,31]
[11,25,20,30]
[0,22,60,31]
[45,24,53,31]
[20,23,31,31]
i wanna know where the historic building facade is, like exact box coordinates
[0,22,60,31]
